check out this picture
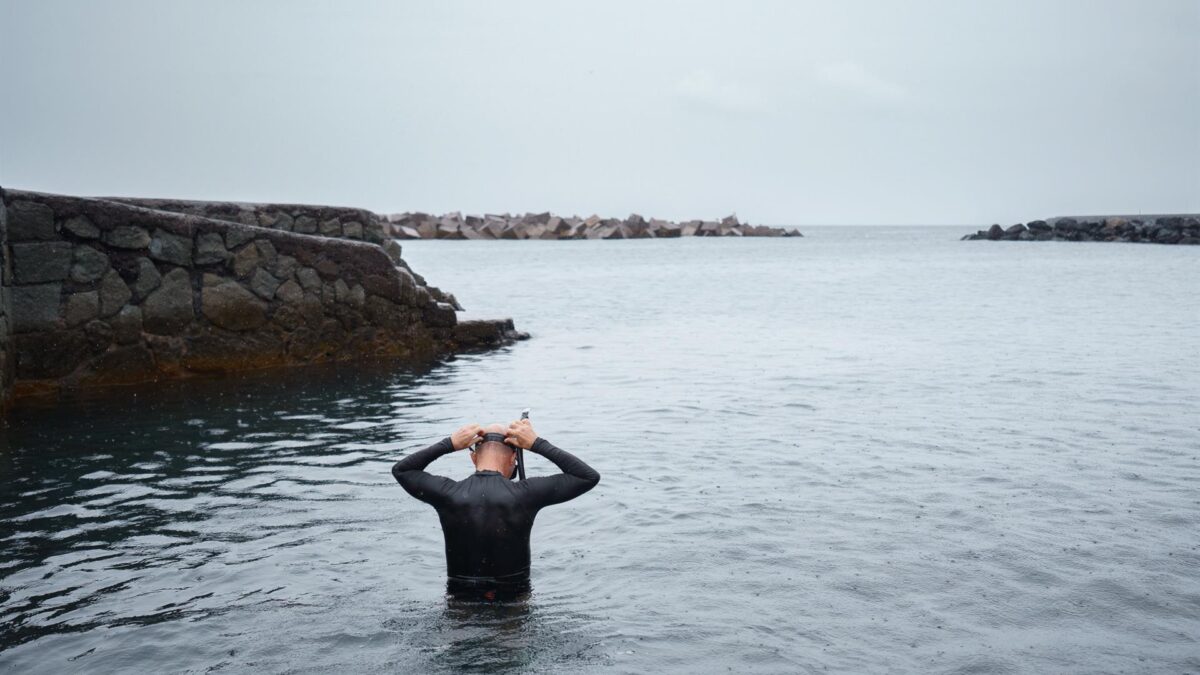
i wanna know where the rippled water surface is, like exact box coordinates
[2,228,1198,673]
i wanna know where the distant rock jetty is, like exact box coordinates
[963,215,1200,244]
[382,212,803,240]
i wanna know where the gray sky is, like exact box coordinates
[2,1,1197,225]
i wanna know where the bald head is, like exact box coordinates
[471,423,517,476]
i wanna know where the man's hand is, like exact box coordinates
[505,419,538,449]
[450,423,484,450]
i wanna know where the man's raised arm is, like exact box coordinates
[506,420,600,507]
[392,424,482,505]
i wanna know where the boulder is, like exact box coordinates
[202,280,268,331]
[130,258,163,300]
[149,230,193,266]
[98,269,132,317]
[142,268,194,334]
[64,291,100,327]
[195,232,230,264]
[70,245,111,284]
[232,244,261,278]
[320,218,342,236]
[103,225,151,249]
[225,226,257,249]
[13,242,73,283]
[294,215,318,234]
[62,215,100,239]
[275,279,304,304]
[986,224,1004,240]
[8,201,57,241]
[110,305,143,344]
[11,284,63,333]
[250,269,282,300]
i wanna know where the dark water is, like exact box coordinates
[2,228,1198,673]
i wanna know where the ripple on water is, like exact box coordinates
[1,232,1199,673]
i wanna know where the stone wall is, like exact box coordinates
[0,189,524,400]
[963,215,1200,244]
[107,197,387,245]
[0,193,12,404]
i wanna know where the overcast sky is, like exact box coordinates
[2,1,1197,225]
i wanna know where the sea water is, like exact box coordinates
[2,228,1197,673]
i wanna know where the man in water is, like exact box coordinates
[392,418,600,599]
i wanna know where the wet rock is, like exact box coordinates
[294,216,318,234]
[13,330,89,379]
[83,319,114,354]
[250,268,282,300]
[296,267,322,291]
[423,302,457,328]
[103,225,151,249]
[142,268,194,334]
[11,284,63,333]
[13,242,73,283]
[275,279,304,304]
[254,240,278,270]
[98,269,132,317]
[383,240,404,265]
[195,232,230,264]
[71,245,111,283]
[225,227,257,250]
[62,215,100,239]
[232,245,260,278]
[149,230,193,266]
[111,305,143,344]
[986,224,1004,240]
[320,218,342,236]
[202,280,267,331]
[272,255,299,280]
[64,291,100,327]
[8,201,57,241]
[131,258,162,300]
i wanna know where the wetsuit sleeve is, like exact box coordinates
[392,437,457,507]
[522,437,600,508]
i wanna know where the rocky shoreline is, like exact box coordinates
[0,189,526,404]
[382,211,803,240]
[963,215,1200,244]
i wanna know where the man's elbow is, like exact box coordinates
[391,461,408,484]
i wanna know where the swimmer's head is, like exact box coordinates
[470,423,517,477]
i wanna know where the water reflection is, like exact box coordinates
[3,232,1200,673]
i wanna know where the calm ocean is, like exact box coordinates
[2,227,1197,673]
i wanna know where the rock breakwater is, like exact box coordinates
[0,188,526,402]
[383,211,803,240]
[963,215,1200,244]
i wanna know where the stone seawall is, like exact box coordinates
[963,215,1200,244]
[108,197,387,245]
[0,188,525,401]
[0,198,12,403]
[384,211,803,240]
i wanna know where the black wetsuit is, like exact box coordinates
[392,437,599,595]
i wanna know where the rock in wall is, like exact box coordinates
[106,197,387,245]
[0,189,525,399]
[0,194,12,403]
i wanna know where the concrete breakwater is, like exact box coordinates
[383,211,803,240]
[963,215,1200,244]
[0,189,526,403]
